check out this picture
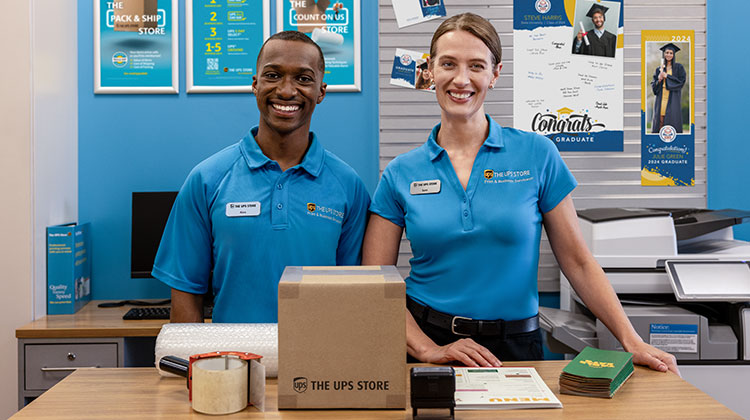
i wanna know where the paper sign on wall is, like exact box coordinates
[513,0,624,151]
[640,30,695,186]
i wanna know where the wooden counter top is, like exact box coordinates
[11,361,742,419]
[16,300,173,339]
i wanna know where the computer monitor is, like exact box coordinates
[130,191,178,278]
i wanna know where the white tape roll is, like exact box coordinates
[155,323,278,377]
[311,27,344,46]
[192,357,248,415]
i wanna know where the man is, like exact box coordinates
[572,3,617,58]
[152,31,370,323]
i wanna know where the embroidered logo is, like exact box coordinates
[483,169,534,184]
[307,203,316,212]
[306,202,344,224]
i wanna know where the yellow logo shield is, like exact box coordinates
[307,203,316,212]
[484,169,494,179]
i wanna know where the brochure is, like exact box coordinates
[454,367,562,410]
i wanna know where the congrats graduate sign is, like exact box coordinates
[277,0,361,91]
[513,0,624,151]
[94,0,178,93]
[640,30,695,186]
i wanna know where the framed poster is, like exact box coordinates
[513,0,624,152]
[641,30,695,186]
[276,0,361,92]
[186,0,270,93]
[94,0,178,94]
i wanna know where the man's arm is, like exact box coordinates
[362,214,501,367]
[170,288,204,323]
[543,195,680,375]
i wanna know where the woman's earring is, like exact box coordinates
[489,83,495,89]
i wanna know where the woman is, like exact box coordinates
[651,43,686,133]
[363,13,679,374]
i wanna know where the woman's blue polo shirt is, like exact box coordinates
[370,116,577,321]
[152,127,370,323]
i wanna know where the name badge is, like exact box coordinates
[225,202,261,217]
[410,180,441,195]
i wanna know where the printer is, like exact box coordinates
[541,208,750,362]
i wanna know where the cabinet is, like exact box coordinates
[15,301,168,408]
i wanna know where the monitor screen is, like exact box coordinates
[131,191,178,278]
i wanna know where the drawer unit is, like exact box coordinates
[24,343,119,390]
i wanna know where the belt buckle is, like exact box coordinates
[451,315,473,336]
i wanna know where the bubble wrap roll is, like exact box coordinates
[155,323,278,378]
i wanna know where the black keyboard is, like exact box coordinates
[122,306,213,320]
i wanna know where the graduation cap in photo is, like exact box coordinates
[659,43,681,53]
[586,3,609,17]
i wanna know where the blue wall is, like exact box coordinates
[707,2,750,240]
[78,0,379,299]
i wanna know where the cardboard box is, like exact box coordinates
[113,0,158,32]
[277,266,406,409]
[47,223,91,315]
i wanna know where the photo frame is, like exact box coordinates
[94,0,179,94]
[186,0,270,93]
[276,0,361,92]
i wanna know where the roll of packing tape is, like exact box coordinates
[311,27,344,46]
[191,357,248,415]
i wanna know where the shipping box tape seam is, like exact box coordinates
[278,266,406,409]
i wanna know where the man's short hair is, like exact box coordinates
[256,31,325,73]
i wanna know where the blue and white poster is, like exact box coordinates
[277,0,361,92]
[513,0,624,151]
[187,0,270,93]
[94,0,178,93]
[391,0,446,29]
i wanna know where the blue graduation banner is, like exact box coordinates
[277,0,361,92]
[640,30,695,186]
[94,0,178,93]
[187,0,270,93]
[513,0,624,152]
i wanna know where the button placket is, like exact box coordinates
[271,172,289,228]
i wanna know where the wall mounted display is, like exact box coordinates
[390,48,434,91]
[94,0,178,93]
[391,0,446,29]
[513,0,624,151]
[641,30,695,186]
[187,0,270,93]
[277,0,361,92]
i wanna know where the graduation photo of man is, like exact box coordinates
[572,2,618,58]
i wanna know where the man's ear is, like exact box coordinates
[251,75,257,94]
[317,82,327,104]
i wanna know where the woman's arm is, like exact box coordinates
[651,66,663,95]
[362,214,501,367]
[665,62,687,91]
[543,196,680,375]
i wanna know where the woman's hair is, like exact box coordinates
[430,13,502,66]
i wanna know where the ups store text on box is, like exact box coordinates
[277,266,406,409]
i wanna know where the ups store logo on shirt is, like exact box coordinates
[579,359,615,368]
[483,169,534,184]
[306,202,344,224]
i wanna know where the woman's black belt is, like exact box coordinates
[407,296,539,339]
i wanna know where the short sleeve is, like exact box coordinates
[336,177,371,265]
[536,137,578,214]
[369,162,406,227]
[151,169,213,294]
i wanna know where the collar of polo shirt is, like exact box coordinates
[425,114,506,161]
[240,126,325,177]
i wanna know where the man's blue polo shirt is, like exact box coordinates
[370,116,577,321]
[152,127,370,323]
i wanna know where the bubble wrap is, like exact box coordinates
[155,323,278,378]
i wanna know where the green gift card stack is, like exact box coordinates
[559,346,634,398]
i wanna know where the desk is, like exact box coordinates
[10,362,742,419]
[15,300,174,407]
